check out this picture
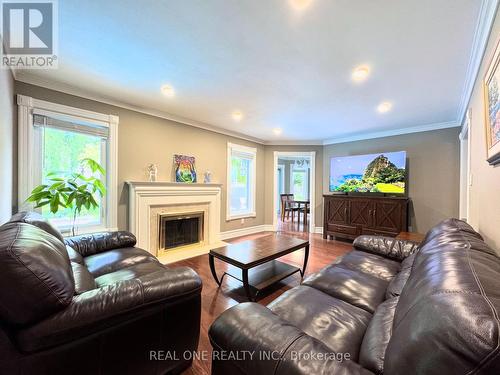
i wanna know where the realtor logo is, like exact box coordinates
[1,0,58,69]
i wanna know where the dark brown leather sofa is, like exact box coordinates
[0,212,202,375]
[209,218,500,374]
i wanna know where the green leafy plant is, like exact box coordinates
[26,158,106,236]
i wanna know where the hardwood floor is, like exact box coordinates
[172,221,352,375]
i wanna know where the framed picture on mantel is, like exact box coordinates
[174,155,197,183]
[484,38,500,165]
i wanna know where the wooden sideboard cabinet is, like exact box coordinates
[323,195,409,240]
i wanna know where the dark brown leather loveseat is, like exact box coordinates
[209,218,500,374]
[0,212,202,375]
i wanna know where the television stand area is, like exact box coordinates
[323,195,410,240]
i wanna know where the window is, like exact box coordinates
[291,167,309,201]
[18,95,118,234]
[227,143,257,220]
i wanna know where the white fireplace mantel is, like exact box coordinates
[127,181,223,263]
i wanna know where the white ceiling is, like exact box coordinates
[16,0,485,143]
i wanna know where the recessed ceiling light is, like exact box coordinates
[352,65,370,82]
[289,0,313,11]
[160,84,175,97]
[273,128,283,135]
[232,110,243,121]
[377,101,393,113]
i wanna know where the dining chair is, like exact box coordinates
[280,194,299,221]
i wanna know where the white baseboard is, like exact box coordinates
[219,224,275,240]
[314,226,323,234]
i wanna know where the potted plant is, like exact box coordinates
[26,158,106,236]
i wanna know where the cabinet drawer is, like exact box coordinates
[330,224,358,235]
[362,228,398,238]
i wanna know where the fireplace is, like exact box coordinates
[158,212,204,251]
[127,181,223,263]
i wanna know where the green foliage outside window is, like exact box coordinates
[27,158,106,236]
[231,157,249,185]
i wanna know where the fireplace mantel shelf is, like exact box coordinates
[126,181,223,188]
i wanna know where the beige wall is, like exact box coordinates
[0,68,15,224]
[264,145,324,227]
[323,128,460,233]
[15,82,266,232]
[467,11,500,251]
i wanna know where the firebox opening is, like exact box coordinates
[158,212,204,251]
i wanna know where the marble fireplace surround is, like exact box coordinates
[127,181,225,263]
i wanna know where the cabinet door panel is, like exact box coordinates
[349,198,373,227]
[372,200,403,232]
[326,198,349,225]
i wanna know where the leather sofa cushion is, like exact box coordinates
[359,297,399,374]
[0,223,75,325]
[385,219,500,375]
[209,302,374,375]
[9,211,65,244]
[84,247,159,277]
[385,252,416,299]
[64,231,137,257]
[419,217,484,249]
[303,264,388,313]
[15,266,202,353]
[268,285,371,361]
[95,261,167,288]
[335,250,401,281]
[353,235,419,262]
[66,245,84,264]
[71,262,97,294]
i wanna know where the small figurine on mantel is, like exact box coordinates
[147,164,158,182]
[203,171,212,184]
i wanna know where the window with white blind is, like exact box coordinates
[227,143,257,220]
[17,95,118,234]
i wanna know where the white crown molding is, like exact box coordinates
[17,4,493,152]
[456,0,499,125]
[15,70,464,147]
[264,139,324,146]
[322,121,459,145]
[15,71,267,145]
[14,70,463,147]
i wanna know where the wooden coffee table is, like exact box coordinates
[209,234,309,301]
[396,231,426,244]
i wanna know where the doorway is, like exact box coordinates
[273,151,316,233]
[459,109,471,221]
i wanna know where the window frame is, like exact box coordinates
[226,142,257,221]
[17,94,118,235]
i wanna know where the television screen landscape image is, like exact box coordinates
[330,151,407,194]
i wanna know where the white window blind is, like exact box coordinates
[33,113,110,139]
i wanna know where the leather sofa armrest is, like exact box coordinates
[15,266,202,353]
[209,303,373,375]
[353,235,419,261]
[64,231,137,257]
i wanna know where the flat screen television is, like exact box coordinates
[329,151,407,194]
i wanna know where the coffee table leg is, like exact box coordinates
[242,269,254,301]
[209,254,221,286]
[301,244,310,277]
